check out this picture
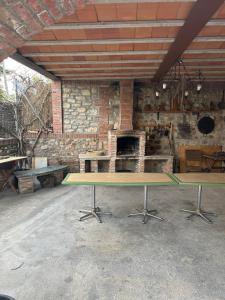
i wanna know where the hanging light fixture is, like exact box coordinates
[155,91,160,98]
[184,90,189,98]
[162,83,167,90]
[197,70,203,93]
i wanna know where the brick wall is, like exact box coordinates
[119,80,134,130]
[52,81,63,134]
[0,0,91,61]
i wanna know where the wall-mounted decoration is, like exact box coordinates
[197,115,215,135]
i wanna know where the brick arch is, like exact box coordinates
[0,0,91,62]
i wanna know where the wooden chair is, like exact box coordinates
[185,150,202,172]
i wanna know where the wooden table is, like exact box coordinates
[0,156,27,192]
[203,154,225,172]
[172,173,225,223]
[63,173,176,224]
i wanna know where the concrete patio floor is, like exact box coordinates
[0,184,225,300]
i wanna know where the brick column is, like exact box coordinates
[98,86,110,148]
[119,80,134,130]
[51,81,63,134]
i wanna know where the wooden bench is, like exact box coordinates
[15,165,68,193]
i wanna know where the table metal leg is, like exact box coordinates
[79,185,112,223]
[128,186,165,224]
[181,185,217,224]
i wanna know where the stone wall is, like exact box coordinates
[25,133,99,172]
[63,81,99,133]
[134,83,225,155]
[23,80,120,172]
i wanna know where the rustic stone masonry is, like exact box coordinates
[134,84,225,155]
[25,133,98,172]
[62,81,100,134]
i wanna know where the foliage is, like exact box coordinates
[0,72,51,155]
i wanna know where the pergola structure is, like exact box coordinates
[1,0,225,82]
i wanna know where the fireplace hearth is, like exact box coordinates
[117,136,139,156]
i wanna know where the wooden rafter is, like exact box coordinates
[154,0,225,81]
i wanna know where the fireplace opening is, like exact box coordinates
[117,136,139,156]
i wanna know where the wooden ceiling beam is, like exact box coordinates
[46,20,185,30]
[24,50,167,57]
[45,19,225,31]
[56,72,155,77]
[24,49,225,58]
[47,66,159,71]
[154,0,225,81]
[62,76,153,80]
[10,52,59,81]
[36,59,163,65]
[23,36,225,47]
[24,37,174,47]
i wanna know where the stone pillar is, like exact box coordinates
[119,80,134,130]
[51,81,63,134]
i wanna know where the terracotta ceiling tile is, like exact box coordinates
[116,3,137,21]
[77,45,93,52]
[119,28,135,39]
[65,29,86,40]
[135,28,152,38]
[183,53,225,59]
[76,5,97,22]
[199,26,223,36]
[137,3,159,20]
[212,4,225,18]
[188,41,224,50]
[151,27,169,38]
[162,43,171,50]
[52,30,71,40]
[176,3,194,19]
[32,31,56,41]
[92,44,106,51]
[101,28,120,39]
[157,3,180,20]
[95,4,117,21]
[106,44,120,51]
[134,43,150,51]
[85,56,98,61]
[85,29,103,39]
[119,44,134,51]
[56,12,79,23]
[167,27,180,37]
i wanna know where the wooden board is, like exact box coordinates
[63,173,176,186]
[173,173,225,186]
[0,156,27,165]
[178,145,222,172]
